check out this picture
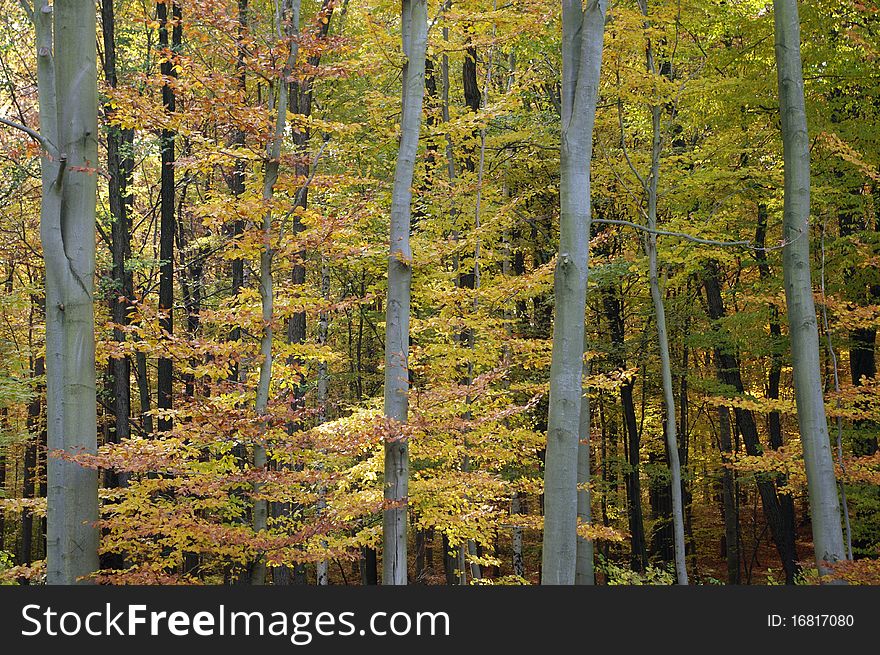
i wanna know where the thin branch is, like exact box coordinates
[293,136,330,208]
[592,218,751,247]
[616,77,646,190]
[428,0,452,35]
[0,115,54,154]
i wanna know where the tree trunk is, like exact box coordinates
[382,0,428,586]
[251,0,301,586]
[316,258,330,586]
[37,0,100,584]
[636,0,687,583]
[21,356,44,570]
[755,205,798,583]
[772,0,847,573]
[542,0,608,586]
[156,0,181,435]
[101,0,133,481]
[511,493,525,578]
[602,284,648,571]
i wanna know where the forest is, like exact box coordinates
[0,0,878,587]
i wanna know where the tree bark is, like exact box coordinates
[704,260,798,583]
[772,0,847,573]
[251,0,301,586]
[101,0,134,480]
[542,0,608,586]
[382,0,428,586]
[37,0,100,584]
[156,0,181,435]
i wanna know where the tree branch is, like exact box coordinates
[0,115,54,154]
[592,218,752,247]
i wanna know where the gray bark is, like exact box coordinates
[542,0,607,585]
[635,0,687,584]
[772,0,847,573]
[644,227,687,584]
[382,0,428,586]
[36,0,100,584]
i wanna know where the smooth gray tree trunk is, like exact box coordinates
[542,0,607,585]
[382,0,428,586]
[634,0,687,584]
[34,0,100,584]
[772,0,846,573]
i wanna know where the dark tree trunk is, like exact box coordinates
[20,357,43,571]
[648,446,675,565]
[755,208,799,580]
[361,547,378,585]
[101,0,134,486]
[603,288,648,571]
[157,0,182,434]
[442,534,457,585]
[228,0,248,385]
[838,205,879,457]
[703,259,799,583]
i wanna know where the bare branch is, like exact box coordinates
[0,115,54,153]
[592,218,752,247]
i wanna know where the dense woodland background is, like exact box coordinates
[0,0,878,585]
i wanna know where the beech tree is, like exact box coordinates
[772,0,847,574]
[542,0,608,585]
[383,0,428,586]
[32,0,100,584]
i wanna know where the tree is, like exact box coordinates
[772,0,847,574]
[382,0,428,586]
[542,0,608,585]
[34,0,100,584]
[251,0,302,586]
[156,0,182,435]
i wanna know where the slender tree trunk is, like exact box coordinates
[643,156,687,584]
[635,0,687,583]
[772,0,847,573]
[229,0,248,351]
[602,285,648,571]
[156,0,181,434]
[382,0,428,586]
[316,258,330,586]
[101,0,133,482]
[542,0,608,586]
[511,493,525,578]
[21,356,44,569]
[251,0,300,586]
[755,206,798,583]
[36,0,100,584]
